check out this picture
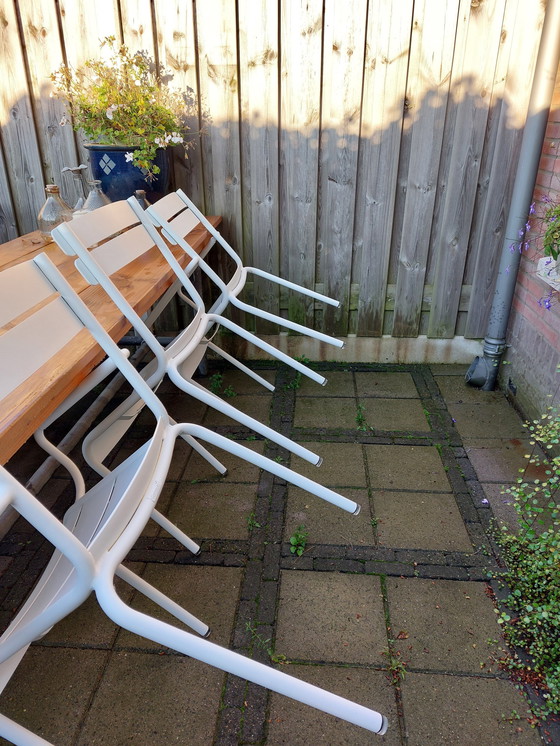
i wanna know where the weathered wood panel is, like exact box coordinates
[0,0,47,234]
[354,0,413,336]
[279,0,323,328]
[238,0,280,330]
[18,0,82,209]
[392,0,460,337]
[317,0,367,336]
[427,0,507,338]
[194,0,242,251]
[0,0,549,346]
[153,0,204,208]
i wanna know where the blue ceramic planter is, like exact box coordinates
[85,144,171,203]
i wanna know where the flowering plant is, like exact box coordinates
[51,37,205,179]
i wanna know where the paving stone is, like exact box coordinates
[266,665,400,745]
[0,647,107,745]
[275,571,387,664]
[366,444,451,491]
[297,369,355,396]
[355,370,419,399]
[401,672,542,745]
[386,577,502,672]
[374,490,473,551]
[77,652,224,745]
[284,486,374,546]
[480,482,520,532]
[116,565,242,650]
[464,438,545,483]
[294,397,357,429]
[360,398,430,432]
[446,401,526,440]
[434,375,506,404]
[291,442,368,487]
[202,393,273,427]
[166,481,258,540]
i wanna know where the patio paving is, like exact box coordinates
[0,361,554,745]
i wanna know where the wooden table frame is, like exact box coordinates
[0,218,220,465]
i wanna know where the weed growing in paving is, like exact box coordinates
[247,512,261,531]
[245,622,286,664]
[284,355,310,390]
[208,372,237,398]
[491,405,560,723]
[356,403,369,431]
[381,647,407,686]
[289,524,308,556]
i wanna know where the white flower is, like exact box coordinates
[125,152,134,162]
[170,132,183,143]
[106,104,118,120]
[154,137,164,147]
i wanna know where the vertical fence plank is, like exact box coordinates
[427,0,507,338]
[464,0,545,339]
[354,0,412,336]
[279,0,323,328]
[120,0,154,52]
[0,143,17,241]
[194,0,242,253]
[392,0,460,337]
[238,0,279,329]
[153,0,205,207]
[0,0,46,234]
[18,0,82,208]
[317,0,368,336]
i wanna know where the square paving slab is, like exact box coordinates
[401,672,542,745]
[366,444,451,492]
[285,486,375,546]
[386,577,502,672]
[374,491,473,551]
[275,571,387,665]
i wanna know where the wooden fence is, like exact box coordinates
[0,0,547,347]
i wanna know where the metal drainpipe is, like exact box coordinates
[466,0,560,390]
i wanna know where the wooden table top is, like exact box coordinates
[0,217,220,465]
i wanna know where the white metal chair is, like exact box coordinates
[134,188,344,348]
[0,254,387,741]
[51,201,325,475]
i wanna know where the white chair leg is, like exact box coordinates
[206,341,275,392]
[150,508,201,555]
[115,565,210,638]
[0,713,55,746]
[170,376,322,466]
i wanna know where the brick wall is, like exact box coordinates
[502,65,560,419]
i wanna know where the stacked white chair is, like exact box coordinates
[0,253,388,742]
[51,201,332,476]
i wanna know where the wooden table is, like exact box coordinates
[0,218,220,465]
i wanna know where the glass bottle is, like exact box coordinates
[37,184,74,239]
[134,189,151,209]
[81,180,111,212]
